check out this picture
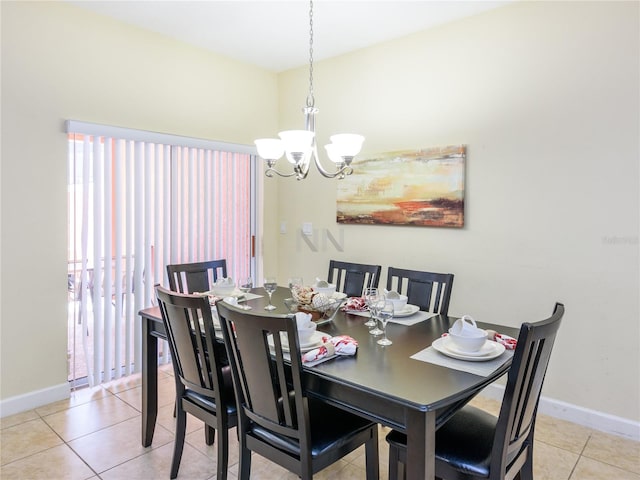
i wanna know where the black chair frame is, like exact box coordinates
[166,259,227,294]
[386,267,454,314]
[217,302,379,480]
[386,302,565,480]
[156,285,237,479]
[328,260,381,297]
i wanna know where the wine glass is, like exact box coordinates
[238,277,253,310]
[363,287,378,328]
[377,300,394,346]
[288,277,304,293]
[369,295,384,336]
[263,276,277,310]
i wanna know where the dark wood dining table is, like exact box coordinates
[140,286,517,479]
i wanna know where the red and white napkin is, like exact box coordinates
[341,296,367,312]
[301,335,358,364]
[442,330,518,350]
[487,330,518,350]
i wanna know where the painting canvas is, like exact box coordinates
[337,145,465,227]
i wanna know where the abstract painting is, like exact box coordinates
[337,145,465,227]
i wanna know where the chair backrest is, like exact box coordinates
[386,267,454,314]
[491,302,564,476]
[328,260,382,297]
[155,285,229,402]
[216,303,313,457]
[166,259,227,294]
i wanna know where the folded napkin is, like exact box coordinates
[486,330,518,350]
[341,296,367,312]
[301,335,358,364]
[295,311,313,327]
[442,330,517,350]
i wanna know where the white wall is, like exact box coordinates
[0,1,279,402]
[275,1,639,424]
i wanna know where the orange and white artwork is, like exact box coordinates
[337,145,465,228]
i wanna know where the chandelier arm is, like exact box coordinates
[265,165,299,178]
[309,143,351,179]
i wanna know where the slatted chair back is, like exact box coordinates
[386,267,454,314]
[155,285,236,479]
[328,260,381,297]
[166,259,227,294]
[489,302,564,478]
[217,302,380,479]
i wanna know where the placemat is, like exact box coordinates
[345,310,436,326]
[389,311,438,326]
[411,346,513,377]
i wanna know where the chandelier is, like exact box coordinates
[254,0,365,180]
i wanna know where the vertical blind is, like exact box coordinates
[67,120,256,387]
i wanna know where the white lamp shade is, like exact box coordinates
[255,138,284,160]
[329,134,365,157]
[324,143,342,163]
[278,130,315,165]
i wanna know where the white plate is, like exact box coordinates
[432,337,505,362]
[331,292,347,300]
[268,331,325,353]
[394,304,420,317]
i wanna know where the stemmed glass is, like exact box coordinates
[376,299,394,346]
[288,277,304,293]
[263,276,277,310]
[368,294,384,336]
[238,277,253,310]
[363,287,378,328]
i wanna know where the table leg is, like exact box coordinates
[405,409,436,480]
[142,315,158,447]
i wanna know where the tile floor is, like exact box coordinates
[2,364,639,479]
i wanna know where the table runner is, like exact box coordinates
[411,345,513,377]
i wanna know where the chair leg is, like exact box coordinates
[205,425,215,445]
[365,427,380,480]
[388,443,401,480]
[216,426,228,480]
[170,405,187,479]
[238,435,252,480]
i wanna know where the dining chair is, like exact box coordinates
[328,260,381,297]
[385,302,565,480]
[216,302,380,480]
[155,285,237,480]
[385,267,454,314]
[166,259,227,294]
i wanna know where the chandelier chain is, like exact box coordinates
[306,0,315,108]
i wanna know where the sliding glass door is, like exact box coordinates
[67,121,257,387]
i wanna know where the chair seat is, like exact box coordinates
[386,405,497,478]
[251,396,376,457]
[183,366,236,416]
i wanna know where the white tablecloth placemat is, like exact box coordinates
[411,346,513,377]
[239,292,263,302]
[345,309,437,326]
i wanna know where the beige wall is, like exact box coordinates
[275,1,639,422]
[1,0,638,429]
[0,1,279,400]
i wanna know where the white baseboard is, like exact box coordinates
[0,383,70,418]
[480,384,640,442]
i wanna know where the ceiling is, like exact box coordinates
[69,0,511,72]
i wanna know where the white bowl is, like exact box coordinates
[212,285,235,296]
[297,321,317,344]
[386,294,408,312]
[314,284,336,296]
[447,330,488,353]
